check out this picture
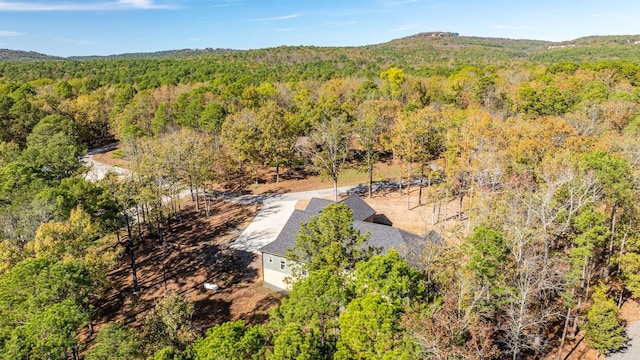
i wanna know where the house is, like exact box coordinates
[259,195,441,291]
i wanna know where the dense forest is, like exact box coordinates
[0,33,639,359]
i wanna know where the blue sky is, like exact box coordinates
[1,0,639,57]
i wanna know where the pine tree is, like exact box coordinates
[287,203,375,275]
[584,284,627,354]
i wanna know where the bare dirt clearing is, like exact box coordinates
[92,151,129,168]
[89,198,283,343]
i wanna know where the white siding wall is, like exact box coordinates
[263,267,291,291]
[262,252,304,291]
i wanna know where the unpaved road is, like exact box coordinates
[82,143,130,181]
[607,321,640,359]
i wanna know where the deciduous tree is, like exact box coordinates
[302,114,351,201]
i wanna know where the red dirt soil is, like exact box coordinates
[85,198,283,349]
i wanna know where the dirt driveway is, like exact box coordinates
[607,321,640,360]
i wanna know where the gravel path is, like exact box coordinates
[82,143,130,181]
[607,321,640,360]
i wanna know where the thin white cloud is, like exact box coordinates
[0,0,176,11]
[0,30,24,36]
[248,12,302,22]
[389,23,420,32]
[209,0,242,8]
[118,0,155,8]
[275,28,294,32]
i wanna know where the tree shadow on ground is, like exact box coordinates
[92,199,281,337]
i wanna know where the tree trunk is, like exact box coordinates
[157,216,164,244]
[436,189,444,226]
[203,184,211,217]
[333,176,338,202]
[135,206,143,238]
[276,161,280,183]
[141,202,147,223]
[441,190,447,232]
[418,161,425,206]
[406,160,412,210]
[124,213,133,243]
[126,239,140,292]
[619,232,627,263]
[618,289,625,308]
[368,159,373,199]
[606,200,619,275]
[189,175,195,201]
[398,159,403,194]
[557,306,572,360]
[194,183,200,211]
[161,247,168,290]
[572,260,591,336]
[432,203,437,226]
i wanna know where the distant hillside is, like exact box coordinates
[2,33,640,85]
[67,48,236,60]
[365,35,552,71]
[3,33,640,64]
[0,49,61,61]
[531,34,640,62]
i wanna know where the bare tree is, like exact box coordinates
[519,159,600,269]
[354,99,399,198]
[500,253,566,360]
[302,114,351,201]
[391,107,444,209]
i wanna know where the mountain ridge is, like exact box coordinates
[2,33,640,63]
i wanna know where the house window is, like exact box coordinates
[268,255,273,263]
[280,260,286,270]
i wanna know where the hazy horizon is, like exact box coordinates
[1,0,639,57]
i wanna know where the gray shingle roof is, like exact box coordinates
[304,198,335,215]
[340,195,376,221]
[259,210,313,257]
[259,197,441,266]
[305,195,375,220]
[352,221,429,267]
